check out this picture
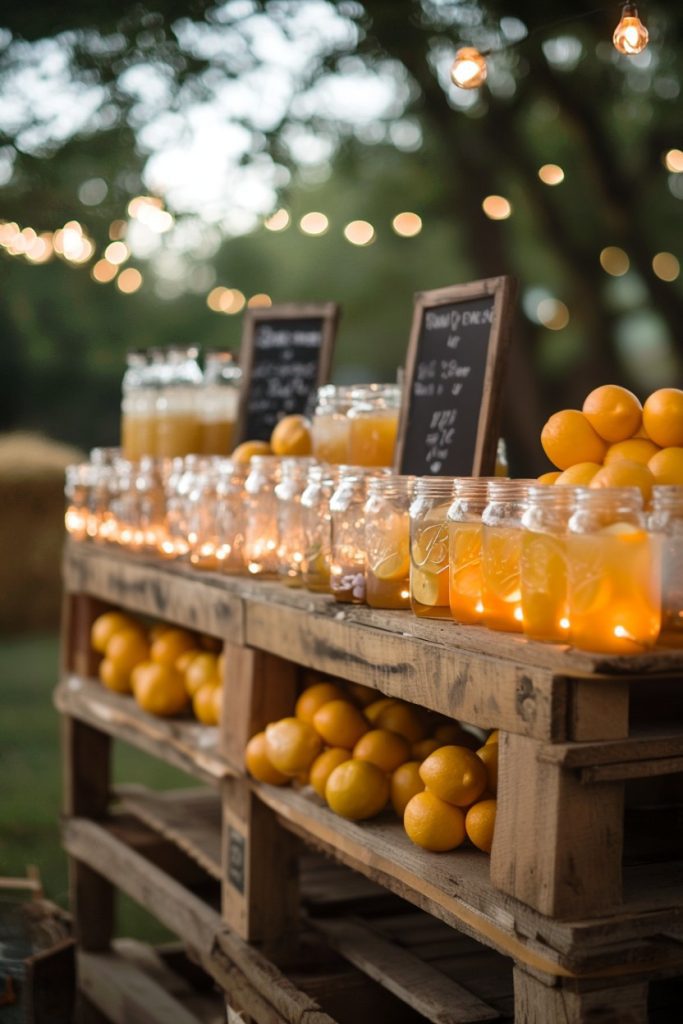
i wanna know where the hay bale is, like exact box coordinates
[0,432,84,633]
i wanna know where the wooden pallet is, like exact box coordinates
[58,541,683,1023]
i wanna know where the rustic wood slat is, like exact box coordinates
[311,915,501,1023]
[513,966,649,1024]
[538,731,683,769]
[55,676,230,787]
[580,755,683,783]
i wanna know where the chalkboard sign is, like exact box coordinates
[235,302,339,443]
[394,277,515,477]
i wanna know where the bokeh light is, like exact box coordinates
[392,212,422,237]
[664,149,683,173]
[247,293,273,308]
[450,47,488,89]
[538,164,565,185]
[343,220,375,246]
[264,209,290,231]
[600,246,630,276]
[652,252,680,282]
[482,195,512,220]
[299,212,329,236]
[537,298,570,330]
[92,259,118,283]
[116,268,142,293]
[104,241,129,265]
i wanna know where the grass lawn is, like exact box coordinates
[0,631,197,940]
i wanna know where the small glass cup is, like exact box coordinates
[481,480,533,632]
[364,475,415,609]
[410,478,456,619]
[275,457,316,586]
[649,485,683,647]
[243,455,282,577]
[520,485,577,643]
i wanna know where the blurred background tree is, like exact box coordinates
[1,0,682,471]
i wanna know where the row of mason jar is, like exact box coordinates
[65,451,683,655]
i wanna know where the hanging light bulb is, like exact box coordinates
[450,47,488,89]
[613,3,649,55]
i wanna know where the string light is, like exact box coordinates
[538,164,565,186]
[600,246,630,276]
[91,259,118,283]
[343,220,375,246]
[392,212,422,237]
[299,212,329,236]
[450,47,488,90]
[116,268,142,293]
[652,253,680,282]
[613,3,649,55]
[264,209,290,231]
[104,241,129,265]
[664,150,683,174]
[247,293,273,308]
[482,195,512,220]
[537,298,570,330]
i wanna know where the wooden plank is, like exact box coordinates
[311,916,500,1023]
[490,732,624,919]
[566,678,630,741]
[63,542,245,643]
[55,676,230,787]
[538,731,683,769]
[245,601,567,740]
[580,755,683,783]
[513,967,648,1024]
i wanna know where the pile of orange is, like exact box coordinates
[245,678,498,855]
[539,385,683,502]
[231,414,313,464]
[91,610,224,724]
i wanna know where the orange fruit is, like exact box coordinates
[433,722,478,749]
[193,682,219,725]
[309,747,351,799]
[325,759,389,820]
[346,682,378,707]
[105,628,149,674]
[412,738,441,761]
[353,729,411,774]
[555,462,602,486]
[390,761,425,817]
[537,471,561,485]
[648,447,683,485]
[295,682,347,725]
[176,649,202,674]
[476,743,498,793]
[582,385,642,443]
[231,440,272,464]
[99,657,132,694]
[185,652,220,697]
[245,732,289,786]
[589,460,655,504]
[270,415,313,456]
[643,389,683,448]
[375,702,426,744]
[604,438,660,467]
[485,730,499,746]
[133,662,189,717]
[150,628,196,666]
[365,698,397,724]
[403,791,465,852]
[419,746,487,807]
[265,717,323,776]
[465,799,497,853]
[540,410,608,470]
[91,611,138,654]
[149,623,172,643]
[313,700,369,748]
[212,685,223,725]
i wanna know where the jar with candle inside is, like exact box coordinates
[567,487,660,654]
[275,457,316,586]
[301,464,342,592]
[520,485,577,644]
[347,384,401,468]
[649,486,683,647]
[215,460,248,575]
[481,480,533,632]
[311,385,354,464]
[410,478,456,619]
[64,464,95,541]
[200,350,242,455]
[132,456,166,553]
[243,455,282,577]
[364,475,414,609]
[187,463,223,570]
[330,467,378,603]
[162,455,201,559]
[447,478,496,625]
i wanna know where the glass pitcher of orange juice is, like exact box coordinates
[481,480,533,632]
[121,350,156,460]
[200,350,241,455]
[311,385,353,464]
[520,485,577,643]
[155,346,203,458]
[348,384,401,468]
[410,478,455,619]
[568,487,661,653]
[364,475,414,609]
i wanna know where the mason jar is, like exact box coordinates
[520,485,578,643]
[649,485,683,647]
[447,478,497,625]
[187,463,223,571]
[275,456,316,586]
[364,475,415,609]
[347,383,402,468]
[215,460,248,574]
[311,385,354,464]
[301,464,342,592]
[481,480,533,632]
[410,477,456,619]
[200,349,242,455]
[329,467,378,604]
[155,345,203,458]
[64,464,95,541]
[243,455,282,577]
[568,487,660,653]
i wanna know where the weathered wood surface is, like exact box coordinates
[513,966,649,1024]
[55,676,229,787]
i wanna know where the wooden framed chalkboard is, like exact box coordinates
[234,302,339,444]
[394,276,516,477]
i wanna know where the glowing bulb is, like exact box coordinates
[559,617,570,631]
[450,47,488,89]
[247,293,272,308]
[392,212,422,237]
[513,607,524,623]
[664,149,683,173]
[344,220,375,246]
[299,212,329,236]
[538,164,565,186]
[614,624,630,638]
[475,601,484,614]
[613,4,649,55]
[264,209,290,231]
[482,195,512,220]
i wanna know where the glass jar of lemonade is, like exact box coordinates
[447,478,496,625]
[187,463,222,570]
[200,350,242,455]
[568,487,660,654]
[330,467,379,604]
[243,455,282,577]
[311,385,354,464]
[364,475,414,609]
[410,478,456,619]
[348,384,401,468]
[481,480,532,632]
[275,457,316,586]
[155,346,203,458]
[121,350,156,460]
[301,464,342,592]
[649,486,683,647]
[214,459,248,574]
[520,485,576,643]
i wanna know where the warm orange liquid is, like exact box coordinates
[366,572,411,609]
[155,414,202,458]
[411,520,450,619]
[312,414,350,464]
[349,411,399,468]
[122,414,157,459]
[568,531,661,653]
[366,511,410,609]
[521,532,570,643]
[449,522,484,625]
[482,525,524,632]
[200,418,235,455]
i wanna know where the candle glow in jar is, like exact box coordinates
[410,477,456,619]
[243,455,282,577]
[568,487,661,654]
[311,385,354,464]
[447,478,497,625]
[481,480,533,632]
[520,485,577,643]
[275,457,316,586]
[347,384,401,468]
[649,486,683,647]
[301,464,342,592]
[329,467,380,604]
[364,475,415,609]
